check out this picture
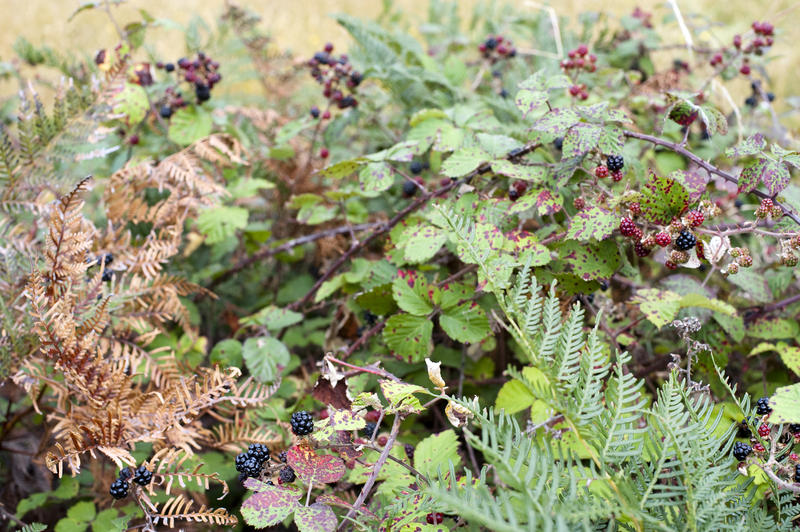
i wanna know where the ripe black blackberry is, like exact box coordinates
[102,269,113,282]
[290,411,314,436]
[402,180,418,198]
[737,418,752,439]
[118,467,132,480]
[279,466,296,484]
[164,62,175,72]
[278,450,287,463]
[241,457,262,478]
[795,464,800,483]
[310,106,320,119]
[404,443,415,461]
[606,155,624,172]
[235,452,250,472]
[410,161,423,175]
[363,422,378,439]
[732,441,752,461]
[160,105,173,119]
[248,443,270,463]
[133,465,153,486]
[195,83,211,102]
[756,396,772,415]
[109,478,129,499]
[674,230,697,251]
[789,424,800,435]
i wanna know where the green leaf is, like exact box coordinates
[228,178,275,199]
[168,106,213,146]
[318,159,364,179]
[112,82,148,125]
[209,339,243,368]
[632,289,681,329]
[490,159,547,182]
[698,104,728,136]
[725,133,766,157]
[532,108,580,136]
[413,429,462,478]
[383,314,433,362]
[403,225,447,263]
[67,501,96,522]
[638,174,689,224]
[438,282,472,310]
[739,158,791,196]
[514,88,548,119]
[392,275,433,316]
[359,162,394,195]
[439,301,490,344]
[196,206,249,244]
[495,379,536,414]
[241,481,302,528]
[777,343,800,375]
[441,147,489,178]
[747,318,799,340]
[294,503,338,532]
[241,305,304,330]
[560,240,620,281]
[242,337,290,383]
[54,518,87,532]
[769,384,800,424]
[566,206,617,241]
[562,123,602,157]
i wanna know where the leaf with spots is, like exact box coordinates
[559,240,620,281]
[632,289,681,329]
[439,301,490,344]
[438,282,472,310]
[322,408,366,431]
[392,274,434,316]
[490,159,547,182]
[532,108,580,136]
[383,313,433,362]
[777,343,800,376]
[533,189,562,216]
[403,225,447,263]
[562,123,602,157]
[294,503,338,532]
[566,206,617,241]
[380,380,427,414]
[441,147,489,178]
[670,169,708,202]
[739,158,791,196]
[286,444,346,485]
[359,162,394,195]
[639,174,689,224]
[768,383,800,424]
[514,88,548,119]
[318,159,364,179]
[698,104,728,136]
[725,133,766,158]
[597,125,625,154]
[414,429,462,478]
[241,480,301,528]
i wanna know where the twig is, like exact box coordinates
[338,414,403,530]
[338,319,386,359]
[209,222,381,288]
[325,354,400,382]
[623,129,800,227]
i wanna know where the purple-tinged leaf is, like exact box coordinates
[286,444,346,485]
[294,503,338,532]
[241,483,301,528]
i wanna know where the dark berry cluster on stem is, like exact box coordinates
[307,43,361,112]
[290,410,314,436]
[478,35,517,61]
[674,230,697,251]
[279,466,296,484]
[606,155,624,172]
[756,396,772,415]
[732,441,752,461]
[133,465,153,486]
[157,52,221,106]
[235,442,271,481]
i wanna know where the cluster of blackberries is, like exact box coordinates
[674,230,697,251]
[756,396,772,415]
[109,465,152,500]
[87,253,114,282]
[235,443,270,480]
[156,52,221,108]
[594,156,624,182]
[732,441,753,462]
[606,155,624,173]
[307,43,362,111]
[290,411,315,436]
[744,80,776,107]
[477,35,517,61]
[560,45,597,74]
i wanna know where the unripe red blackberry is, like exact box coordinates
[686,210,704,227]
[573,197,586,210]
[611,170,624,182]
[665,260,678,270]
[634,241,650,257]
[630,227,643,241]
[629,202,641,215]
[619,217,637,237]
[426,513,444,524]
[753,442,765,453]
[655,232,671,247]
[319,147,329,159]
[594,165,609,178]
[758,424,771,437]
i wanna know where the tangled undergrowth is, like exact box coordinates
[1,1,800,531]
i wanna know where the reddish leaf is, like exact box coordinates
[241,481,301,528]
[294,503,338,532]
[312,378,352,410]
[286,443,346,484]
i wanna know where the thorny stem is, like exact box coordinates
[324,354,400,382]
[623,129,800,227]
[339,414,403,530]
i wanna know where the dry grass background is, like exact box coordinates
[0,0,798,126]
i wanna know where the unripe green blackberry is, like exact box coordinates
[783,253,799,267]
[771,206,784,219]
[737,255,753,268]
[670,250,689,264]
[726,262,739,275]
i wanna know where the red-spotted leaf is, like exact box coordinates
[439,301,490,344]
[324,408,366,431]
[670,169,708,202]
[726,133,766,158]
[533,188,562,215]
[379,380,427,414]
[562,123,602,157]
[383,313,433,362]
[294,503,338,532]
[241,481,302,528]
[738,158,790,195]
[639,174,689,224]
[286,444,346,485]
[566,206,617,241]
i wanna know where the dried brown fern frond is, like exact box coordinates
[147,494,238,528]
[204,413,280,453]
